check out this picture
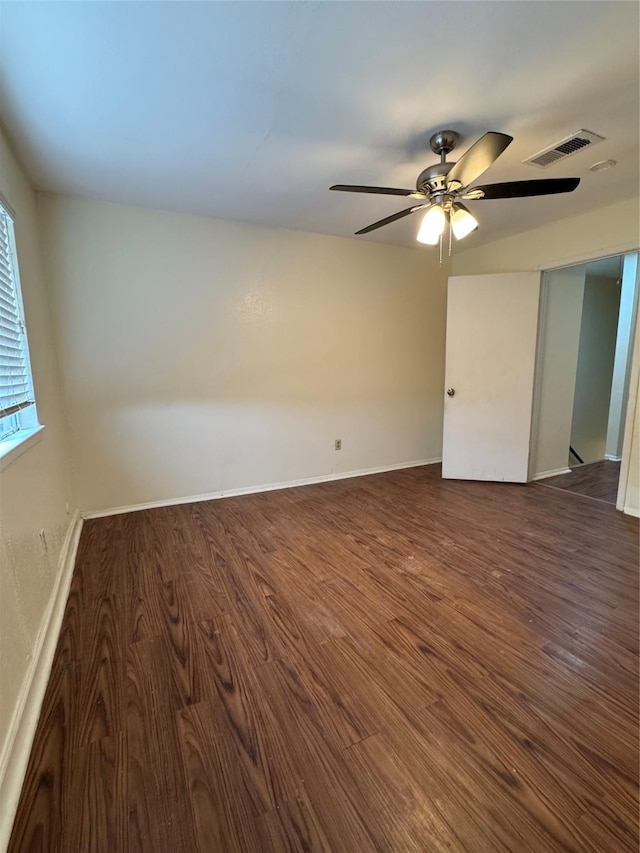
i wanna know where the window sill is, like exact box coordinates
[0,425,45,473]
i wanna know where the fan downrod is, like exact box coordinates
[416,130,461,195]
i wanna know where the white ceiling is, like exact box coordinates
[0,1,638,249]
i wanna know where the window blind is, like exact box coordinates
[0,208,33,417]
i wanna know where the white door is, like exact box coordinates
[442,272,541,482]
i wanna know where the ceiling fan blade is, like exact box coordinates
[464,177,580,200]
[447,132,513,189]
[355,205,425,235]
[331,184,421,197]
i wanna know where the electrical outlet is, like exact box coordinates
[39,529,48,554]
[335,439,342,451]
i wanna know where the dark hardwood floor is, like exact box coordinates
[540,460,621,505]
[9,465,639,852]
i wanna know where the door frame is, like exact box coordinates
[530,244,639,514]
[617,279,639,513]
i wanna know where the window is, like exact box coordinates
[0,201,37,444]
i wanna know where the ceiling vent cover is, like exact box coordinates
[524,130,605,168]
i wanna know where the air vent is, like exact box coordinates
[523,130,605,168]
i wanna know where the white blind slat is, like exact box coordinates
[0,306,20,322]
[0,318,22,336]
[0,290,19,312]
[0,271,17,291]
[0,209,34,418]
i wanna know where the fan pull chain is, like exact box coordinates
[439,232,443,267]
[448,213,452,257]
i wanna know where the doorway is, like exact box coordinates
[530,252,639,506]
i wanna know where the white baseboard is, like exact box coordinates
[0,510,83,852]
[532,467,571,481]
[82,458,442,519]
[605,454,622,462]
[623,505,640,518]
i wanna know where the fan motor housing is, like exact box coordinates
[417,161,454,194]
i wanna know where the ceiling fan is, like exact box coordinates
[330,130,580,248]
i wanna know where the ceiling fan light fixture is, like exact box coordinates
[417,204,445,245]
[451,203,479,240]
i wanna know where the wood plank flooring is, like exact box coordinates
[9,465,639,852]
[540,460,621,505]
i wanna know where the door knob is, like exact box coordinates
[446,388,455,397]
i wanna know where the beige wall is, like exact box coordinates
[530,266,585,478]
[570,275,621,463]
[0,134,74,800]
[452,197,639,276]
[39,195,447,512]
